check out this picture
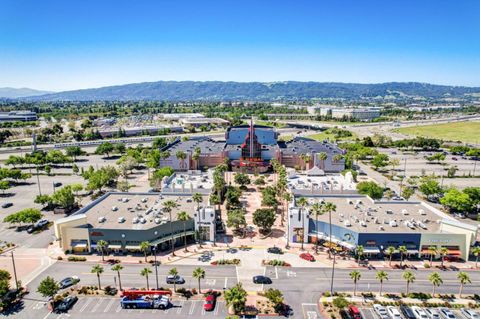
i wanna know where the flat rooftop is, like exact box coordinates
[80,193,209,230]
[162,171,214,192]
[281,137,344,155]
[288,173,356,193]
[294,196,447,234]
[165,137,226,154]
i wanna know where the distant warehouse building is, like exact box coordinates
[97,125,183,138]
[0,111,37,122]
[180,117,230,128]
[330,107,381,121]
[287,194,478,260]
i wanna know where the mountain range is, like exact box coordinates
[2,81,480,101]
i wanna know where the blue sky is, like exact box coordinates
[1,0,479,91]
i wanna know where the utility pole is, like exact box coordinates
[11,251,18,291]
[153,247,159,289]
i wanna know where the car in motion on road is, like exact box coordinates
[460,309,480,319]
[299,252,315,262]
[400,305,416,319]
[59,276,80,289]
[252,275,272,284]
[373,304,389,319]
[440,308,457,319]
[387,306,402,319]
[411,306,429,319]
[166,275,185,284]
[54,296,78,313]
[203,293,217,311]
[1,202,13,209]
[267,246,283,254]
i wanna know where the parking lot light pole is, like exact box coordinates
[153,247,159,289]
[11,251,19,291]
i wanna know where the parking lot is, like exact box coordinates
[360,306,469,319]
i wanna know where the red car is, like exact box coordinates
[203,294,216,311]
[300,252,315,262]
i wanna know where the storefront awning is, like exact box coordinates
[71,242,88,248]
[363,247,381,254]
[407,249,419,254]
[447,249,461,256]
[125,245,140,250]
[150,231,195,246]
[109,244,122,249]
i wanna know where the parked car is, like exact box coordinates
[348,305,362,319]
[373,304,389,319]
[460,308,480,319]
[53,182,63,187]
[452,157,458,161]
[1,202,13,209]
[27,219,49,233]
[400,305,416,319]
[252,275,272,284]
[425,308,441,319]
[387,306,402,319]
[300,252,315,262]
[440,308,457,319]
[267,246,283,254]
[411,306,429,319]
[166,275,185,284]
[203,294,217,311]
[59,276,80,289]
[54,296,78,313]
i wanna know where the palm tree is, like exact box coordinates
[96,240,108,262]
[356,245,364,263]
[176,150,187,170]
[169,268,179,292]
[91,264,104,290]
[324,202,337,259]
[140,267,152,290]
[318,152,328,170]
[310,202,324,254]
[111,264,123,291]
[350,270,361,296]
[163,200,179,256]
[385,246,396,267]
[139,241,150,262]
[282,192,292,230]
[398,246,407,267]
[440,247,449,268]
[224,283,247,314]
[472,246,480,268]
[192,193,204,247]
[177,211,191,252]
[192,267,206,294]
[428,272,443,296]
[457,272,470,297]
[428,246,438,267]
[402,270,415,295]
[296,197,309,251]
[376,271,388,296]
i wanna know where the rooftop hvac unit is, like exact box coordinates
[374,217,379,224]
[402,209,409,215]
[118,217,125,223]
[137,213,143,217]
[140,218,146,224]
[111,206,118,211]
[339,213,344,218]
[354,204,360,209]
[418,222,427,229]
[389,220,398,227]
[141,197,148,203]
[386,210,393,214]
[154,218,161,224]
[360,220,367,227]
[132,217,139,224]
[419,209,426,215]
[379,226,385,231]
[347,199,353,204]
[344,220,352,227]
[356,200,363,205]
[122,197,129,203]
[98,216,106,223]
[146,207,153,214]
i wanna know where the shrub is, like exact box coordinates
[57,256,63,261]
[67,256,86,262]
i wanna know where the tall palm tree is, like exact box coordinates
[176,150,187,170]
[350,270,361,296]
[472,246,480,268]
[457,272,471,297]
[139,241,150,262]
[177,211,191,252]
[332,154,343,163]
[310,202,324,254]
[428,246,438,267]
[402,270,415,295]
[398,246,408,267]
[91,264,104,290]
[385,246,396,267]
[376,271,388,296]
[96,240,108,262]
[224,283,247,314]
[111,264,123,291]
[192,193,204,247]
[356,245,364,263]
[163,200,179,256]
[296,197,309,251]
[428,272,443,297]
[140,267,152,290]
[318,152,328,170]
[324,201,337,296]
[440,247,449,268]
[169,267,179,292]
[282,192,292,231]
[192,267,206,294]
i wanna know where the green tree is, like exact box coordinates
[163,200,179,254]
[371,154,390,170]
[91,264,104,290]
[168,268,179,292]
[398,245,407,267]
[51,185,76,209]
[150,166,174,188]
[3,208,43,226]
[253,208,276,235]
[472,246,480,268]
[419,176,443,196]
[95,142,115,158]
[192,267,205,294]
[111,264,124,291]
[37,276,59,302]
[457,272,470,297]
[376,271,388,296]
[224,283,247,314]
[139,241,150,262]
[385,246,396,267]
[349,270,361,296]
[440,188,473,213]
[140,267,152,290]
[177,211,191,252]
[234,173,251,189]
[227,209,247,236]
[401,187,415,201]
[175,150,187,170]
[65,146,85,161]
[296,197,309,251]
[402,270,415,295]
[332,296,349,309]
[310,202,324,254]
[96,240,108,262]
[428,272,443,296]
[356,181,384,199]
[440,247,449,268]
[265,288,284,308]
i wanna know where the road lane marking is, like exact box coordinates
[307,311,318,319]
[104,298,116,312]
[115,304,122,312]
[224,277,228,288]
[287,270,297,277]
[79,298,93,313]
[206,279,216,286]
[275,266,278,279]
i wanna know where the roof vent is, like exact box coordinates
[98,216,106,223]
[112,206,118,212]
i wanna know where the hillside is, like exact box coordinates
[23,81,480,101]
[0,87,54,99]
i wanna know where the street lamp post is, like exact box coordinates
[11,251,18,291]
[153,247,159,289]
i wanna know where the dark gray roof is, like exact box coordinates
[166,136,226,154]
[281,137,344,155]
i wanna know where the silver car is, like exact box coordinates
[440,308,457,319]
[460,309,480,319]
[374,304,390,319]
[425,309,441,319]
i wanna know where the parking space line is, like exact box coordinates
[115,304,122,312]
[214,301,221,316]
[91,298,104,312]
[224,277,228,288]
[177,300,185,314]
[79,298,93,313]
[104,298,116,312]
[189,300,197,315]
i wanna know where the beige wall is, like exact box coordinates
[420,233,469,260]
[54,215,89,250]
